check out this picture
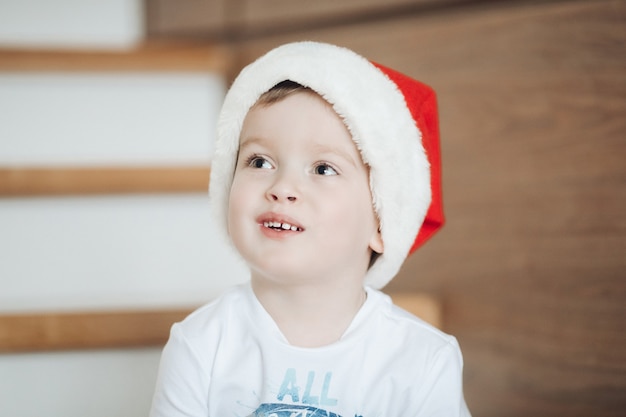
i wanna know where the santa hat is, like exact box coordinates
[210,41,444,289]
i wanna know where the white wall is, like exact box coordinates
[0,0,143,49]
[0,349,163,417]
[0,73,220,166]
[0,193,248,313]
[0,3,248,416]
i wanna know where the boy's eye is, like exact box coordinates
[247,156,273,169]
[314,163,338,176]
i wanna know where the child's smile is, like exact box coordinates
[227,90,382,286]
[257,212,305,238]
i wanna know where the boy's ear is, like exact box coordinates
[369,228,384,255]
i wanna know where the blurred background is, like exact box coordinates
[0,0,624,416]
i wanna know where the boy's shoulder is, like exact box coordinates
[368,288,460,352]
[173,284,250,340]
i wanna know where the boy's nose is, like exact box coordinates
[266,175,299,203]
[267,188,298,203]
[268,192,297,202]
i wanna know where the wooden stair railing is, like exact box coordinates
[0,42,232,73]
[0,166,211,196]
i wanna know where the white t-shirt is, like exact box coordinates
[150,283,471,417]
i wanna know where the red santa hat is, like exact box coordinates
[210,41,444,289]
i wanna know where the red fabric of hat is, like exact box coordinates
[372,63,445,253]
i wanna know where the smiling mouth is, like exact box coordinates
[263,221,303,232]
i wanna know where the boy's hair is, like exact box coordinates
[211,41,444,289]
[255,80,312,106]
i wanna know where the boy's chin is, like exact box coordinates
[249,269,318,287]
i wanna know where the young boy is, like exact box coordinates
[150,41,470,416]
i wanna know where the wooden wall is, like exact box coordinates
[147,0,626,415]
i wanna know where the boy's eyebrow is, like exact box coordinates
[311,144,360,168]
[238,136,271,153]
[239,136,266,147]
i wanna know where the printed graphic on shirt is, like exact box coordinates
[277,368,338,406]
[247,368,361,417]
[249,403,342,417]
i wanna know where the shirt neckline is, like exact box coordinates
[243,282,384,351]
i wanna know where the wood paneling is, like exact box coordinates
[232,0,443,30]
[145,0,458,38]
[222,0,626,415]
[0,167,210,196]
[147,0,226,36]
[0,293,439,352]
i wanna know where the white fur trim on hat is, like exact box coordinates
[210,41,431,289]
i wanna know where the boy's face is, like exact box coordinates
[228,91,383,287]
